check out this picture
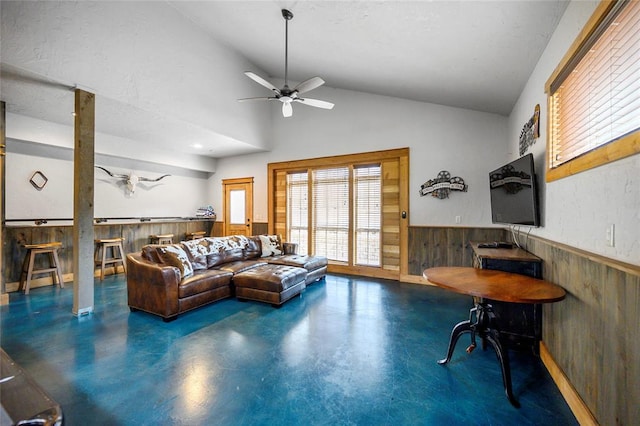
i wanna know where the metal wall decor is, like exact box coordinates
[420,171,467,199]
[519,104,540,155]
[30,171,48,190]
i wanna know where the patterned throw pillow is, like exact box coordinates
[181,239,215,270]
[259,235,282,257]
[157,244,194,279]
[182,238,217,257]
[209,235,250,252]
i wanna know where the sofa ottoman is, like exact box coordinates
[234,264,307,307]
[267,254,328,285]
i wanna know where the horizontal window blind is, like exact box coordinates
[354,165,381,267]
[312,167,350,262]
[549,0,640,169]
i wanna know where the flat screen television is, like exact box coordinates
[489,153,540,227]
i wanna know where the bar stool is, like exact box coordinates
[149,234,174,244]
[19,242,65,294]
[94,237,127,281]
[185,231,206,240]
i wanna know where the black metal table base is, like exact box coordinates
[437,302,520,408]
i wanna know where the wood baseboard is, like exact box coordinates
[540,341,599,426]
[5,266,125,293]
[400,273,435,286]
[5,273,74,293]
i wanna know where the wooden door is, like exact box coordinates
[223,177,253,236]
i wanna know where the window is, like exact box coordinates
[286,172,308,255]
[284,165,382,266]
[268,148,408,279]
[312,167,351,262]
[546,0,640,182]
[354,165,381,266]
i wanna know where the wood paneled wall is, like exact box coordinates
[520,233,639,426]
[3,220,213,288]
[381,158,401,272]
[407,226,508,274]
[407,225,639,425]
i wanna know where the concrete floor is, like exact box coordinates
[1,274,577,425]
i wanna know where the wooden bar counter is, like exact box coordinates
[2,218,215,291]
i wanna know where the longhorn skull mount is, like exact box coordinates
[95,166,170,194]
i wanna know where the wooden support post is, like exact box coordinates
[73,89,95,316]
[0,101,8,305]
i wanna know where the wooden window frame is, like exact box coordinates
[544,0,640,182]
[267,148,409,280]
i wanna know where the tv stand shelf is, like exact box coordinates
[470,242,542,353]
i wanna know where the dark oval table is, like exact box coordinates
[423,266,566,407]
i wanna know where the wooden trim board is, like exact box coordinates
[540,341,599,426]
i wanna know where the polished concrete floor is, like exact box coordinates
[1,274,577,425]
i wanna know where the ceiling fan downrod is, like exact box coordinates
[238,7,334,117]
[282,9,293,88]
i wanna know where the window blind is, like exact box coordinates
[285,164,383,266]
[312,167,350,262]
[549,0,640,169]
[354,165,381,266]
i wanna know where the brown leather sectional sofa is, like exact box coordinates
[126,235,327,321]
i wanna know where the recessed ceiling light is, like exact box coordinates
[191,143,203,149]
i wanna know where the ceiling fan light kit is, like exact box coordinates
[239,8,334,118]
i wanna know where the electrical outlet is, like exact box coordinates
[606,224,615,247]
[455,215,461,224]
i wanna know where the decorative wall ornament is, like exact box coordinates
[519,104,540,156]
[29,171,48,190]
[95,166,170,195]
[420,171,468,199]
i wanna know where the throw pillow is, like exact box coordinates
[181,240,211,270]
[259,235,282,257]
[157,244,194,279]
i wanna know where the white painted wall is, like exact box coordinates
[5,148,213,220]
[6,153,74,220]
[210,85,507,226]
[93,167,211,219]
[508,0,639,265]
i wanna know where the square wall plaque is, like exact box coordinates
[30,171,48,190]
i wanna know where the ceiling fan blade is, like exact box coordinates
[296,98,334,110]
[244,72,281,94]
[293,77,325,94]
[237,97,277,102]
[282,102,293,117]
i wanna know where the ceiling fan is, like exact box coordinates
[239,9,334,118]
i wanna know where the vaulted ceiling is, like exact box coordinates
[1,1,569,165]
[171,0,568,115]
